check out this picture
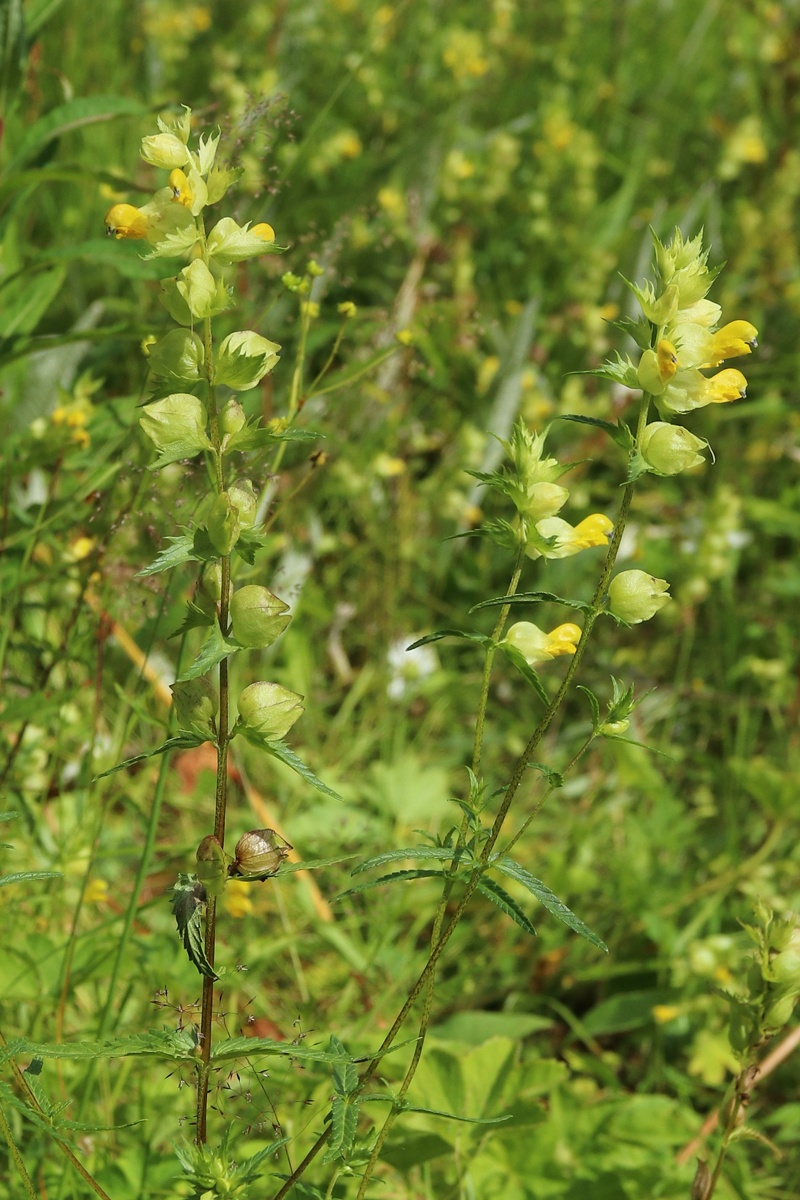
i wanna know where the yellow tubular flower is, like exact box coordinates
[105,203,148,240]
[656,339,679,381]
[707,321,758,366]
[168,168,194,207]
[251,222,275,242]
[544,623,582,656]
[706,368,748,404]
[572,513,614,549]
[503,621,582,666]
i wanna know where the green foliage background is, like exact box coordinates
[1,0,799,1196]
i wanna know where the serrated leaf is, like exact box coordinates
[178,625,240,682]
[352,845,458,875]
[335,868,446,901]
[94,733,204,779]
[470,591,594,616]
[477,877,537,937]
[527,762,564,788]
[240,737,341,800]
[209,1036,354,1065]
[609,314,653,351]
[170,600,216,637]
[227,424,320,452]
[587,353,640,389]
[496,644,551,706]
[148,439,210,470]
[558,413,634,450]
[0,1031,198,1066]
[406,629,491,651]
[403,1105,511,1126]
[275,854,357,876]
[234,527,271,565]
[492,857,607,952]
[577,685,601,730]
[0,870,61,889]
[323,1092,360,1164]
[170,872,218,981]
[136,534,196,577]
[329,1037,358,1097]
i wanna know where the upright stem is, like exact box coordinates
[195,221,234,1143]
[272,400,650,1198]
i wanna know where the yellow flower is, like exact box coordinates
[224,879,254,918]
[652,1004,681,1024]
[168,168,194,207]
[528,513,613,560]
[251,222,275,242]
[105,203,149,240]
[503,621,582,666]
[83,878,109,904]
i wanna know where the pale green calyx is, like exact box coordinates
[639,422,706,475]
[216,331,281,390]
[219,399,246,437]
[232,828,291,879]
[228,478,257,527]
[171,677,217,739]
[195,835,229,899]
[139,393,210,457]
[236,681,304,739]
[608,570,671,624]
[207,217,282,263]
[175,259,230,321]
[207,491,240,556]
[147,329,204,383]
[231,586,291,649]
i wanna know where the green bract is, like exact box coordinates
[139,393,210,456]
[207,217,280,263]
[147,329,205,383]
[236,681,304,739]
[171,677,217,739]
[216,331,281,390]
[230,586,291,649]
[207,491,240,555]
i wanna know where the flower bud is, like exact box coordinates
[171,677,217,739]
[608,570,671,624]
[220,399,246,437]
[207,491,240,556]
[639,422,706,475]
[228,478,257,528]
[233,828,291,878]
[139,393,210,456]
[175,259,227,320]
[216,331,281,390]
[140,133,190,170]
[231,586,291,648]
[237,681,304,739]
[763,988,799,1032]
[195,835,228,898]
[201,562,223,603]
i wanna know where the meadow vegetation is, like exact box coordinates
[1,1,799,1197]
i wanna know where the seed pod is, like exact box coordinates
[233,828,292,879]
[690,1159,712,1200]
[195,835,229,898]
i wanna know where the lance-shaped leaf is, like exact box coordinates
[477,877,537,938]
[94,733,205,779]
[491,857,607,951]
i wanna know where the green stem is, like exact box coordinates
[271,400,648,1199]
[0,1100,37,1200]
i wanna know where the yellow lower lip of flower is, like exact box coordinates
[168,168,194,207]
[251,222,275,242]
[707,368,747,404]
[105,203,148,240]
[545,623,582,656]
[573,513,614,548]
[656,339,679,380]
[708,320,758,365]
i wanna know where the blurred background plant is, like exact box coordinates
[1,0,799,1197]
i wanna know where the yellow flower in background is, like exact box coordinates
[224,879,253,918]
[83,879,109,905]
[443,28,489,81]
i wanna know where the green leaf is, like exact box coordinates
[558,413,635,450]
[170,600,216,637]
[403,1104,511,1126]
[471,591,595,616]
[527,762,564,788]
[406,630,491,651]
[94,734,204,779]
[477,878,537,937]
[329,1036,358,1097]
[275,854,357,876]
[170,873,218,981]
[0,871,61,890]
[323,1093,360,1164]
[0,811,20,824]
[577,685,601,731]
[209,1036,355,1065]
[308,345,397,399]
[336,868,445,900]
[8,96,147,171]
[136,534,196,577]
[241,737,342,800]
[149,439,211,470]
[178,625,240,682]
[0,1031,199,1066]
[234,527,271,565]
[227,424,320,452]
[496,644,551,707]
[492,857,607,952]
[352,845,459,875]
